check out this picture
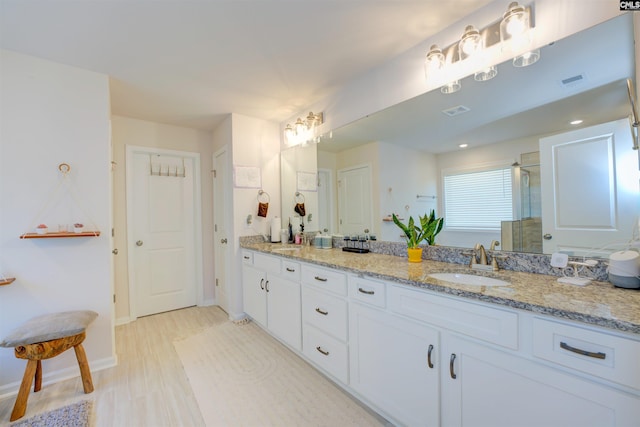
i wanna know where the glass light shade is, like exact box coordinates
[513,49,540,67]
[500,2,533,56]
[474,65,498,81]
[441,80,461,94]
[425,44,445,81]
[284,124,295,146]
[459,25,481,61]
[294,117,305,135]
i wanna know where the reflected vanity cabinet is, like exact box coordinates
[241,250,301,351]
[241,250,640,426]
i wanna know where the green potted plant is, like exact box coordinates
[392,210,443,262]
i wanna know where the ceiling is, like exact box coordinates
[0,0,495,131]
[321,13,635,154]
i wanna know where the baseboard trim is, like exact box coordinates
[115,316,131,326]
[0,355,117,399]
[202,298,215,307]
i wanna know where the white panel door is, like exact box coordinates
[540,119,639,255]
[132,152,197,317]
[213,149,229,313]
[337,165,372,235]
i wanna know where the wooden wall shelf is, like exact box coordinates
[20,231,101,239]
[1,278,16,286]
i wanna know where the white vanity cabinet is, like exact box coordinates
[241,251,301,351]
[241,249,640,426]
[441,334,639,427]
[350,300,440,426]
[300,263,349,384]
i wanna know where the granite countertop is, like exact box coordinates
[241,242,640,335]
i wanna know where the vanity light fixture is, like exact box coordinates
[569,119,583,125]
[458,143,469,148]
[500,2,540,67]
[425,1,538,93]
[284,112,324,147]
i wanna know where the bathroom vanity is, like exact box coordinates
[240,242,640,427]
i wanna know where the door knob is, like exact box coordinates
[136,240,144,246]
[221,238,228,244]
[112,248,119,255]
[543,234,553,240]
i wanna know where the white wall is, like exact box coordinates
[228,113,281,320]
[110,116,214,324]
[0,50,115,394]
[378,142,438,242]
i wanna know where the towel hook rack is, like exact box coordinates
[295,192,305,203]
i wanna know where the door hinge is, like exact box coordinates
[215,278,219,287]
[215,224,217,232]
[213,170,217,178]
[113,294,116,303]
[111,228,115,237]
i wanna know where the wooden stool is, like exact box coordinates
[0,310,98,421]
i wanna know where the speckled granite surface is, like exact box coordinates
[240,240,640,335]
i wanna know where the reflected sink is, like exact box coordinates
[428,273,510,287]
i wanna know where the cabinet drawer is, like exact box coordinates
[241,250,253,265]
[253,252,281,275]
[349,276,386,308]
[281,260,301,281]
[301,264,347,296]
[303,324,349,384]
[532,317,640,390]
[388,285,518,349]
[302,286,348,341]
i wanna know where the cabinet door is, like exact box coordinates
[267,275,301,351]
[242,265,267,326]
[349,303,440,427]
[442,335,640,427]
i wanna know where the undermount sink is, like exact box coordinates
[428,273,510,287]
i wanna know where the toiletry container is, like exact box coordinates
[321,234,332,249]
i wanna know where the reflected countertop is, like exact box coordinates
[241,242,640,335]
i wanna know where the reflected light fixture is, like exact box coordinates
[569,119,583,125]
[500,2,539,67]
[425,1,538,94]
[284,112,323,147]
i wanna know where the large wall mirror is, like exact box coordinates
[282,13,639,256]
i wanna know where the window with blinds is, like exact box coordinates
[443,167,513,230]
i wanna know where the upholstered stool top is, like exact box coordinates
[0,310,98,348]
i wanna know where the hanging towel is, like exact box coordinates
[294,203,306,217]
[257,202,269,218]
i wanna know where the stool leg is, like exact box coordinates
[73,344,94,394]
[10,359,38,421]
[34,360,42,392]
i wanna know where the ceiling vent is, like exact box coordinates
[560,73,586,88]
[442,105,471,117]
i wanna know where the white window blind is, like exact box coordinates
[444,167,513,230]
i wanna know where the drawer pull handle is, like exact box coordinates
[260,278,264,290]
[315,307,329,316]
[286,267,296,272]
[427,344,434,369]
[314,276,328,282]
[560,341,606,360]
[265,280,269,293]
[449,353,457,379]
[316,346,330,356]
[243,256,250,260]
[358,287,375,295]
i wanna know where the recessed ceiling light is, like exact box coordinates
[570,119,583,125]
[459,143,468,148]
